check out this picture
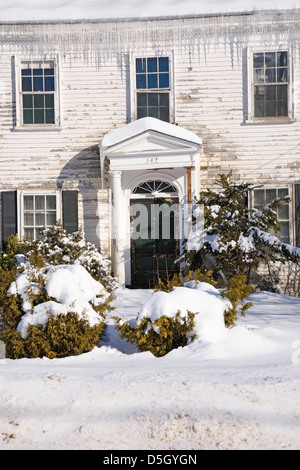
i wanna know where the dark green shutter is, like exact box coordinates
[1,191,17,250]
[296,184,300,248]
[62,190,78,234]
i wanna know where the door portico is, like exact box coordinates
[99,117,202,286]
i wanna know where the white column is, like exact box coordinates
[110,170,125,285]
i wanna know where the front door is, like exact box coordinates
[130,197,180,288]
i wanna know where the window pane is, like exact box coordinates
[148,74,158,89]
[159,107,169,122]
[277,68,287,82]
[265,52,276,67]
[254,189,265,207]
[254,101,264,118]
[34,94,44,109]
[24,227,34,241]
[33,69,43,76]
[23,94,33,109]
[277,84,287,101]
[46,108,55,124]
[24,212,34,225]
[35,195,45,210]
[266,189,277,204]
[278,204,289,220]
[278,100,288,117]
[266,101,276,117]
[22,69,31,76]
[253,53,264,68]
[34,109,44,124]
[22,77,32,92]
[277,51,287,67]
[279,221,289,240]
[136,58,146,73]
[46,195,56,210]
[23,109,33,124]
[148,93,158,106]
[136,74,146,89]
[147,57,157,73]
[159,93,169,106]
[33,77,44,91]
[159,57,169,72]
[45,94,54,108]
[266,85,276,101]
[44,68,55,76]
[137,107,147,119]
[45,76,55,91]
[35,213,45,226]
[46,212,57,226]
[24,195,34,210]
[148,107,159,118]
[137,93,147,106]
[159,73,169,88]
[265,68,276,83]
[278,188,289,198]
[254,68,264,84]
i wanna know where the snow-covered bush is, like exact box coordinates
[0,227,114,359]
[115,309,197,357]
[114,282,230,357]
[182,172,300,288]
[22,223,116,291]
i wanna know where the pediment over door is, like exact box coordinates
[99,117,202,176]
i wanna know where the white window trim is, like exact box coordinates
[249,184,294,246]
[13,54,61,131]
[18,190,61,241]
[245,46,295,124]
[129,50,175,123]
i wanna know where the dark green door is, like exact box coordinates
[130,197,179,288]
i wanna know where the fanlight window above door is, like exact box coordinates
[132,180,177,195]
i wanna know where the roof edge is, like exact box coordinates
[0,8,298,26]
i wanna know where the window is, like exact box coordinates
[135,56,170,122]
[18,59,59,127]
[252,51,289,119]
[253,188,290,243]
[22,194,57,241]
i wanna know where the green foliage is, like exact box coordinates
[3,311,106,359]
[154,268,217,292]
[20,222,116,291]
[114,310,197,357]
[183,171,299,286]
[221,274,253,327]
[0,224,113,359]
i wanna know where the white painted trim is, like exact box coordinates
[129,50,175,123]
[13,54,61,130]
[17,189,61,241]
[245,45,294,124]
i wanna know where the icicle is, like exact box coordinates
[0,10,299,69]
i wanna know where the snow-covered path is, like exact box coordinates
[0,288,300,450]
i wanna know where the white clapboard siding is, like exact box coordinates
[0,10,299,278]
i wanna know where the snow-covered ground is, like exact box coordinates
[0,286,300,450]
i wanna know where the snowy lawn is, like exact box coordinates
[0,286,300,450]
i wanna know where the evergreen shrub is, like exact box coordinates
[114,310,197,357]
[0,226,113,359]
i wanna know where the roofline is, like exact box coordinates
[0,8,298,26]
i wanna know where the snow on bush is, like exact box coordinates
[12,264,108,339]
[138,281,230,344]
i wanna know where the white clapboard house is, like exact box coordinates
[0,9,299,291]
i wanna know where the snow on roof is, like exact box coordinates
[0,0,298,22]
[100,117,203,150]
